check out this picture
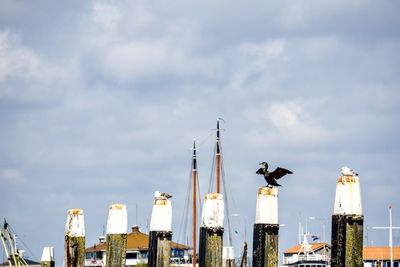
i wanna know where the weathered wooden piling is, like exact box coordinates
[331,174,363,267]
[148,192,173,267]
[199,193,224,267]
[223,246,235,267]
[64,209,85,267]
[106,204,128,267]
[252,187,279,267]
[41,247,54,267]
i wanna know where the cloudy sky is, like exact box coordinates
[1,0,399,264]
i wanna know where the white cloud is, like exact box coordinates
[0,169,26,185]
[244,99,332,147]
[0,31,68,101]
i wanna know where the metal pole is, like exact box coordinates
[192,139,197,267]
[389,206,393,267]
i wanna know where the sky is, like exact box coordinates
[1,0,400,265]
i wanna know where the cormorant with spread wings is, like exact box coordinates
[256,162,293,187]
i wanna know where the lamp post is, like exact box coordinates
[309,217,329,263]
[372,206,400,267]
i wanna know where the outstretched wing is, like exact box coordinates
[256,168,266,175]
[270,167,293,179]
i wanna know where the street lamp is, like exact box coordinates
[309,217,329,263]
[309,217,328,244]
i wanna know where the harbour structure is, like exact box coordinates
[64,209,85,267]
[198,119,227,267]
[148,191,173,267]
[0,219,40,266]
[85,226,190,266]
[281,237,330,267]
[198,193,224,267]
[191,139,198,267]
[372,206,400,267]
[41,246,55,267]
[363,246,400,267]
[252,186,279,267]
[105,204,128,267]
[331,168,363,267]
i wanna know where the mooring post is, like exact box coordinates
[106,204,128,267]
[252,187,279,267]
[223,246,235,267]
[64,209,85,267]
[41,247,54,267]
[331,174,363,267]
[148,193,173,267]
[198,193,224,267]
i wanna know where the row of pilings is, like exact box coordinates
[40,172,363,267]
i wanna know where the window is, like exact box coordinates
[85,252,93,260]
[95,251,103,259]
[126,252,138,259]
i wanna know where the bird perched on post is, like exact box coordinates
[154,191,173,200]
[340,166,358,176]
[256,162,293,187]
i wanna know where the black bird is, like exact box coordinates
[256,162,293,187]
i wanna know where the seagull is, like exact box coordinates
[340,166,358,176]
[154,191,173,200]
[256,162,293,187]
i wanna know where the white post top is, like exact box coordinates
[256,187,278,224]
[333,175,362,215]
[223,246,235,260]
[41,246,54,262]
[149,199,172,232]
[106,204,128,234]
[65,209,85,237]
[201,193,224,228]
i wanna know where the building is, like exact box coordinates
[282,239,331,267]
[363,247,400,267]
[85,226,190,266]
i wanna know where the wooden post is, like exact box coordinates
[199,193,224,267]
[148,193,173,267]
[223,246,235,267]
[331,175,363,267]
[64,209,85,267]
[252,187,279,267]
[41,247,54,267]
[239,242,248,267]
[106,204,128,267]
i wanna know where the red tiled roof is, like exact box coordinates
[363,247,400,260]
[85,226,189,252]
[284,243,329,254]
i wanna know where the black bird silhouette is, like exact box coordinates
[256,162,293,187]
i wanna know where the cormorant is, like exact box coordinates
[256,162,293,187]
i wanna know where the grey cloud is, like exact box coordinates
[1,0,399,265]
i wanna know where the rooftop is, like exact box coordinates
[86,226,190,253]
[363,247,400,261]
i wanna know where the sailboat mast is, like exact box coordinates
[192,139,197,267]
[216,119,221,194]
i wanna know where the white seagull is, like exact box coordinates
[340,166,358,176]
[154,191,173,200]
